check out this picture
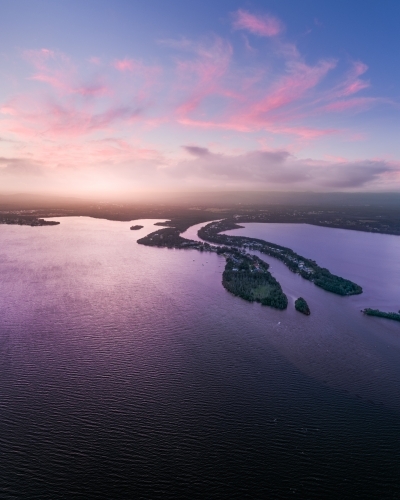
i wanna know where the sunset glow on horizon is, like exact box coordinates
[1,0,400,198]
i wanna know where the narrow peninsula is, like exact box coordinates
[198,220,363,296]
[362,308,400,322]
[137,216,364,311]
[137,228,288,309]
[0,215,60,227]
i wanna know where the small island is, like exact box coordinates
[295,297,311,315]
[362,308,400,322]
[130,225,144,230]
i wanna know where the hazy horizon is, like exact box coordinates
[2,190,400,209]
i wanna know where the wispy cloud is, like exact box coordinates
[172,36,233,118]
[1,94,142,139]
[24,48,110,96]
[232,10,283,37]
[3,29,385,144]
[114,58,135,71]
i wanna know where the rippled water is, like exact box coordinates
[1,217,400,499]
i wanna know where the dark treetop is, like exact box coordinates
[295,297,311,315]
[362,308,400,322]
[222,251,288,310]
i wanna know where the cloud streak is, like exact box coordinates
[232,10,283,37]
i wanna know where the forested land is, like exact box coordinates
[137,228,212,251]
[295,297,311,315]
[222,253,288,309]
[137,226,287,309]
[0,216,59,226]
[363,308,400,322]
[199,220,363,296]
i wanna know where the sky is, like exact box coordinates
[1,0,400,198]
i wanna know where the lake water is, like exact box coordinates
[1,217,400,498]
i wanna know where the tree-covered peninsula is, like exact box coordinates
[0,215,59,227]
[137,227,287,309]
[362,308,400,322]
[136,215,364,311]
[198,220,363,296]
[137,227,213,251]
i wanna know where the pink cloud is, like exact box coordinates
[173,37,233,118]
[1,92,142,139]
[24,48,74,92]
[322,97,377,113]
[324,61,370,102]
[114,58,135,71]
[0,104,17,115]
[113,58,162,102]
[175,55,337,136]
[78,138,164,164]
[232,10,283,37]
[267,125,336,139]
[306,60,375,117]
[176,117,335,140]
[23,49,111,97]
[73,84,109,97]
[0,49,166,149]
[240,60,336,121]
[339,61,370,97]
[0,28,387,179]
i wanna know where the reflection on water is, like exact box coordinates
[0,217,399,498]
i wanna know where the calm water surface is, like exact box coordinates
[0,217,400,499]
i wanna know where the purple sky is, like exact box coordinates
[1,0,399,198]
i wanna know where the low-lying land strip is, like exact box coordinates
[137,216,363,309]
[362,308,400,322]
[2,200,400,236]
[198,220,362,296]
[0,215,59,227]
[137,229,288,310]
[138,217,362,308]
